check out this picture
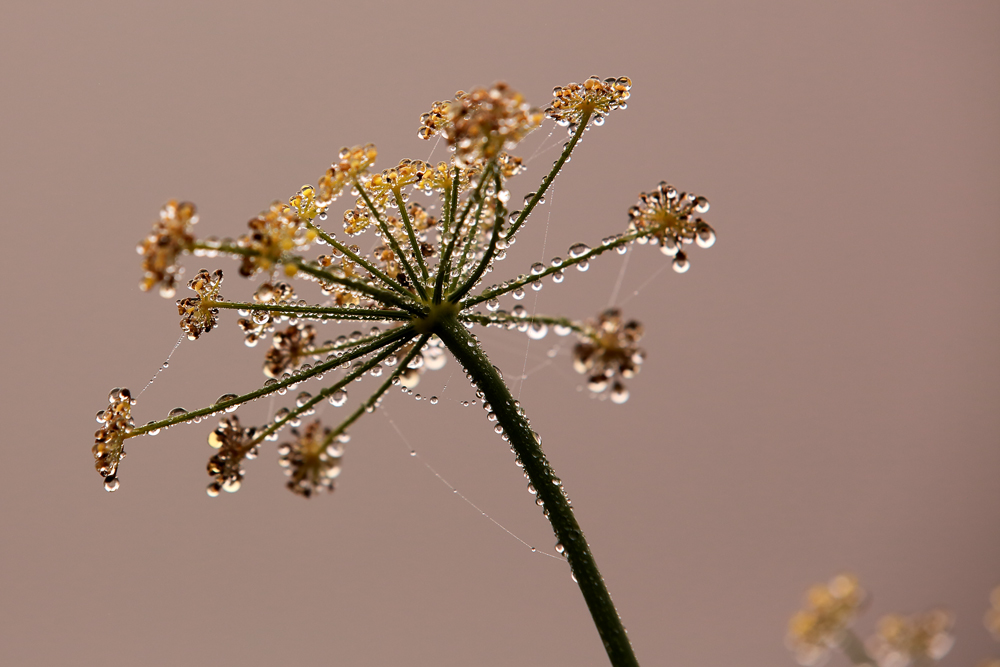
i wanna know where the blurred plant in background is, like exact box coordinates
[787,576,1000,667]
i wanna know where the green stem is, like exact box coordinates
[393,188,430,284]
[254,333,413,442]
[435,162,494,303]
[209,300,410,322]
[504,109,592,241]
[459,312,587,336]
[447,187,489,293]
[321,333,431,446]
[290,258,423,316]
[462,230,639,309]
[355,181,429,301]
[126,325,413,438]
[435,317,640,667]
[839,629,876,666]
[303,220,414,299]
[449,173,506,303]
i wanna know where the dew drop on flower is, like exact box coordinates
[672,254,690,273]
[696,224,716,248]
[610,383,630,404]
[104,475,119,493]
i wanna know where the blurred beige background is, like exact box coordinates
[1,1,997,666]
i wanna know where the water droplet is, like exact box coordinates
[486,298,500,312]
[530,280,543,291]
[223,478,241,493]
[296,391,313,407]
[552,270,564,283]
[410,450,416,456]
[430,396,439,405]
[576,260,589,272]
[329,390,348,407]
[659,236,679,256]
[206,485,220,497]
[610,383,630,404]
[161,361,170,369]
[512,287,525,300]
[694,196,710,213]
[530,262,546,275]
[569,243,590,258]
[527,322,548,340]
[104,476,119,492]
[555,541,566,554]
[695,223,716,248]
[672,253,690,273]
[168,407,188,418]
[493,424,504,434]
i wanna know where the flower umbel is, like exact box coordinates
[101,76,726,667]
[867,609,955,667]
[787,574,866,666]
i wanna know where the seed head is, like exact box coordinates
[206,415,258,496]
[264,322,316,378]
[418,82,543,167]
[177,269,224,340]
[867,609,955,667]
[138,200,198,298]
[786,574,866,666]
[278,420,343,497]
[628,181,715,271]
[546,76,632,130]
[93,387,135,491]
[572,308,645,404]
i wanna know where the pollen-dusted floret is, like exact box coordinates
[138,200,198,298]
[572,308,644,404]
[418,83,544,167]
[237,199,316,276]
[786,574,866,666]
[177,269,224,340]
[264,322,316,378]
[628,181,715,273]
[206,415,258,496]
[546,76,632,130]
[237,281,296,347]
[278,420,343,497]
[867,609,955,667]
[317,143,378,209]
[93,387,135,492]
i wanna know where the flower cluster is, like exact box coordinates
[278,420,343,497]
[867,609,955,667]
[317,144,378,209]
[627,181,715,273]
[93,388,135,491]
[177,269,225,340]
[206,415,258,496]
[237,198,318,276]
[786,574,866,666]
[546,76,632,130]
[572,308,645,404]
[138,200,198,298]
[419,82,544,167]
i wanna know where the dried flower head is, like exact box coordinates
[93,387,135,491]
[628,181,715,273]
[177,269,225,340]
[264,322,316,378]
[787,574,866,666]
[138,200,198,298]
[206,415,258,496]
[546,76,632,130]
[317,143,378,208]
[278,420,343,497]
[867,609,955,667]
[419,82,543,167]
[572,308,645,404]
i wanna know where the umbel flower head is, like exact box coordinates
[573,308,645,404]
[138,200,198,298]
[99,76,720,500]
[92,388,135,492]
[866,609,955,667]
[787,574,866,666]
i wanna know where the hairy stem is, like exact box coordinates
[435,317,640,667]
